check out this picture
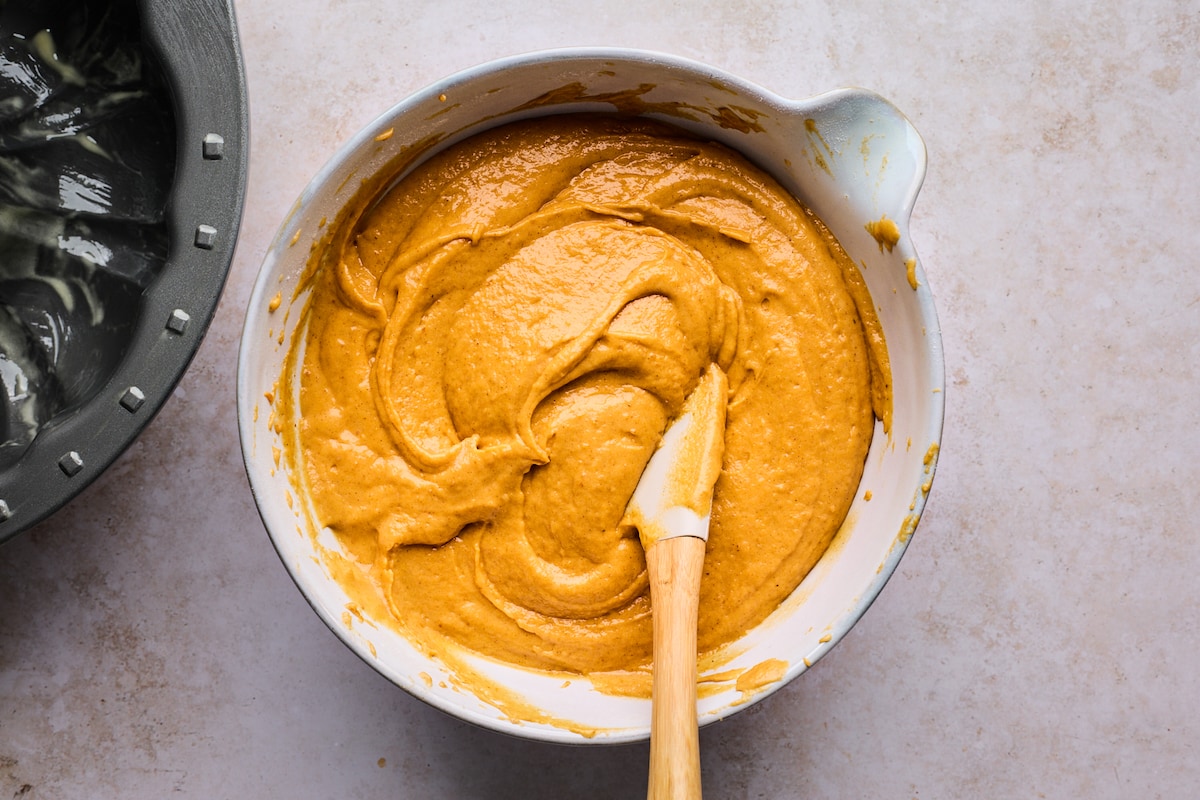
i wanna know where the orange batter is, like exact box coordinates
[284,115,890,681]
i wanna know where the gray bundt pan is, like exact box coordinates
[0,0,248,541]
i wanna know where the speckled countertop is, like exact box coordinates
[2,1,1198,797]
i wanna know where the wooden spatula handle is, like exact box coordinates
[646,535,706,800]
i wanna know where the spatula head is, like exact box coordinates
[625,364,728,549]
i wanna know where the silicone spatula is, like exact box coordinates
[625,363,728,800]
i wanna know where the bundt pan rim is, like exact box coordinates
[0,0,249,541]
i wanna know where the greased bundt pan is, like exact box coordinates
[0,0,248,540]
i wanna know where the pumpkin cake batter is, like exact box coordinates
[284,114,890,684]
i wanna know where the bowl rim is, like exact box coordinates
[237,46,944,744]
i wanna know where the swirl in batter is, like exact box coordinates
[288,115,890,677]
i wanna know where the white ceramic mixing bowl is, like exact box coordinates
[237,48,943,744]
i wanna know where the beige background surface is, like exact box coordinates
[3,0,1198,797]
